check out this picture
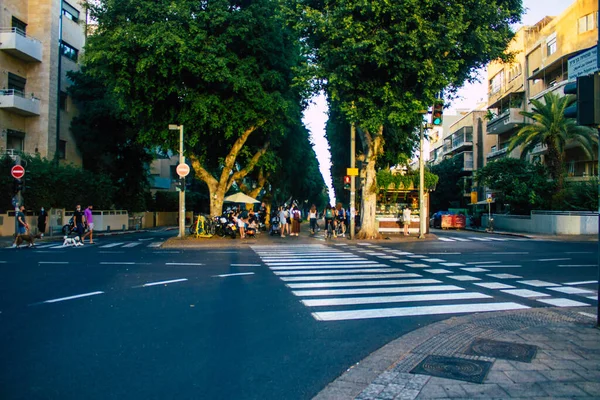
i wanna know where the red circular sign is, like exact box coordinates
[176,163,190,177]
[11,165,25,179]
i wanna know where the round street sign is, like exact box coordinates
[11,165,25,179]
[176,163,190,177]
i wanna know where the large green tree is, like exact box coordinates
[83,0,309,216]
[293,0,523,238]
[429,157,465,213]
[508,92,597,189]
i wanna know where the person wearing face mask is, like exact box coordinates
[73,204,86,242]
[37,206,48,237]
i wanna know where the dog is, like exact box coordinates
[63,235,84,247]
[14,233,42,248]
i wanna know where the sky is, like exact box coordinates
[302,0,577,205]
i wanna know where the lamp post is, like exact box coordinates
[169,124,185,238]
[418,112,428,239]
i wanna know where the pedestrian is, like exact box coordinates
[73,204,86,242]
[12,205,28,248]
[37,206,48,237]
[324,204,334,238]
[278,206,287,237]
[291,205,301,236]
[82,204,94,244]
[403,206,412,236]
[336,203,346,237]
[308,204,318,235]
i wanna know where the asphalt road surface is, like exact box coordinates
[0,229,597,399]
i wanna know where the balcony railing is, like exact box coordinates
[0,27,42,62]
[454,151,473,171]
[486,107,524,135]
[486,147,509,159]
[0,89,41,116]
[443,126,473,155]
[531,143,548,154]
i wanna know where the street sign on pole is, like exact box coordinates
[11,165,25,179]
[176,163,190,177]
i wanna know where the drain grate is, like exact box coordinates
[466,338,537,363]
[410,355,492,384]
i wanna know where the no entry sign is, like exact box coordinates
[11,165,25,179]
[176,163,190,177]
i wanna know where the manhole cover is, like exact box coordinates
[410,355,492,384]
[466,338,537,363]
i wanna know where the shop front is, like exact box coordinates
[376,188,430,235]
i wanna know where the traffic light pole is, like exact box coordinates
[350,122,356,240]
[419,121,426,239]
[179,125,185,239]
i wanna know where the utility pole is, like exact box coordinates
[419,120,426,239]
[169,124,186,238]
[350,122,356,239]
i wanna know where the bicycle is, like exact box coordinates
[325,219,333,239]
[189,215,214,238]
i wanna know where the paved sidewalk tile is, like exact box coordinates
[498,383,548,397]
[540,381,590,397]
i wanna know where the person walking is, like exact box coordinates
[403,206,412,236]
[324,204,334,238]
[73,204,86,242]
[308,204,318,235]
[37,206,48,238]
[290,205,301,236]
[82,205,94,244]
[12,205,28,248]
[278,206,287,237]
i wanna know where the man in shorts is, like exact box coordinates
[73,204,86,242]
[82,204,94,244]
[12,205,28,248]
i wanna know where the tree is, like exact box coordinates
[429,157,465,213]
[293,0,523,238]
[508,92,597,190]
[83,0,309,216]
[475,158,553,215]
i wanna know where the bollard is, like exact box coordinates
[107,225,110,232]
[123,224,126,231]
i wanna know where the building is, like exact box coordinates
[0,0,86,164]
[486,0,598,179]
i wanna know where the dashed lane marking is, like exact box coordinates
[141,278,188,287]
[215,272,255,278]
[564,280,597,286]
[41,291,104,304]
[166,262,204,266]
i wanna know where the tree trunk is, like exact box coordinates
[209,185,226,216]
[357,126,384,240]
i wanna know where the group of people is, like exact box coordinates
[277,204,302,237]
[322,203,347,237]
[225,207,262,239]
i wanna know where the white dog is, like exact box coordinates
[63,235,84,247]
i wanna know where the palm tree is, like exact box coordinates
[508,92,597,187]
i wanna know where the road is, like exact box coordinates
[0,229,597,399]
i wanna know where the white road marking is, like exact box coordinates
[428,252,461,255]
[422,258,446,263]
[440,263,465,267]
[230,264,261,267]
[142,278,188,287]
[475,265,521,268]
[564,280,597,286]
[264,257,364,263]
[492,252,528,255]
[38,261,69,264]
[558,265,596,268]
[280,273,421,281]
[100,262,150,265]
[549,287,594,295]
[265,260,375,266]
[404,264,431,268]
[269,264,383,271]
[392,252,414,255]
[532,258,571,262]
[487,274,522,279]
[438,237,454,242]
[501,289,550,298]
[273,268,406,276]
[312,302,529,321]
[470,237,491,241]
[518,280,560,287]
[536,298,589,307]
[292,284,465,297]
[448,275,480,281]
[448,237,470,242]
[215,272,255,278]
[302,292,492,307]
[461,268,489,272]
[424,269,452,274]
[390,260,416,263]
[286,279,441,289]
[147,242,164,248]
[122,242,142,248]
[408,255,427,258]
[153,251,180,254]
[486,237,509,241]
[473,282,515,290]
[99,242,125,248]
[166,262,204,266]
[43,291,103,303]
[466,261,501,265]
[579,312,597,319]
[586,296,598,300]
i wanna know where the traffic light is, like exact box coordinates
[174,177,186,192]
[431,102,444,126]
[343,175,350,190]
[564,73,600,126]
[13,178,23,194]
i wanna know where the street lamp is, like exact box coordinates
[169,124,185,238]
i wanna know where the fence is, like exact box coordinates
[482,211,598,235]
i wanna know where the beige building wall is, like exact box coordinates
[0,0,85,165]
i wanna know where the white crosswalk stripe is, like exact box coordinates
[436,236,532,242]
[251,244,528,321]
[32,239,165,250]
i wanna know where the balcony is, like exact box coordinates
[443,126,473,155]
[486,108,524,135]
[486,147,509,159]
[0,28,42,62]
[454,151,474,172]
[531,143,548,155]
[0,89,41,116]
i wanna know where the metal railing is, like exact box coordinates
[0,89,40,101]
[0,27,41,43]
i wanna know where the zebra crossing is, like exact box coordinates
[30,239,165,250]
[251,244,529,322]
[437,236,531,242]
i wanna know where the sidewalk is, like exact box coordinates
[464,226,598,242]
[314,306,600,399]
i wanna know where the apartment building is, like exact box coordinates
[0,0,86,164]
[486,0,598,179]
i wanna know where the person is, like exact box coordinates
[237,214,246,238]
[403,206,412,236]
[290,205,301,237]
[12,205,28,248]
[37,206,48,238]
[73,204,86,242]
[278,206,288,237]
[335,202,346,237]
[308,204,318,235]
[259,202,267,223]
[324,204,334,238]
[82,205,94,244]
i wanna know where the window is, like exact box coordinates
[60,91,68,111]
[60,41,78,62]
[7,73,26,93]
[11,17,27,35]
[58,140,67,159]
[62,1,80,23]
[579,12,597,34]
[489,71,504,95]
[7,129,25,152]
[546,33,557,56]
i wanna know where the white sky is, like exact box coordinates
[303,0,577,204]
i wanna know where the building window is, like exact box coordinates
[579,12,597,34]
[60,41,78,62]
[62,1,80,23]
[489,71,504,95]
[546,34,557,56]
[60,91,68,111]
[7,72,26,94]
[11,17,27,35]
[58,140,67,159]
[6,129,25,153]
